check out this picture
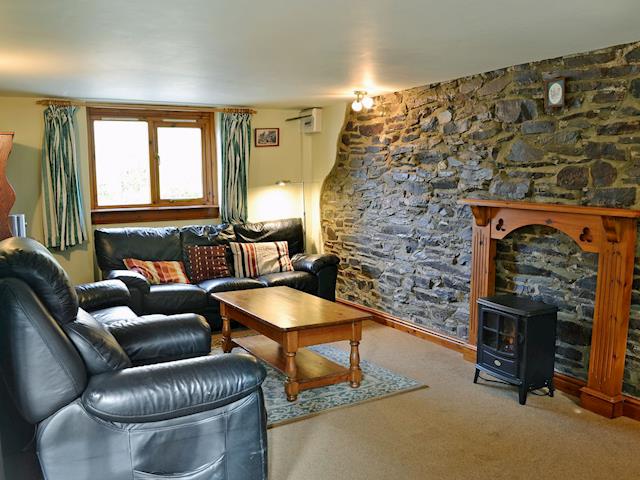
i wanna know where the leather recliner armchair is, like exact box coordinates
[0,238,268,480]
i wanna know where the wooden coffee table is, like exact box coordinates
[213,286,372,401]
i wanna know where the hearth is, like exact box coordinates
[473,294,558,405]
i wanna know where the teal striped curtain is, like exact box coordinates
[41,106,87,251]
[220,113,251,223]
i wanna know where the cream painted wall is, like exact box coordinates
[0,97,95,283]
[248,108,304,223]
[247,103,347,252]
[307,102,348,252]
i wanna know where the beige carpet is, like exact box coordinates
[267,321,640,480]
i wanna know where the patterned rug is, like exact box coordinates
[211,337,426,427]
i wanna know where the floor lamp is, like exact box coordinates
[274,179,307,248]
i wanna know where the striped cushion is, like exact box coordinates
[230,241,293,278]
[123,259,190,285]
[185,245,231,283]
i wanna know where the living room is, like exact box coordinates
[1,1,640,479]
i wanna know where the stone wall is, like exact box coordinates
[320,41,640,396]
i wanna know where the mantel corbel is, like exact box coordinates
[470,205,491,227]
[602,216,621,243]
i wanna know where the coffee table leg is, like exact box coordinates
[285,351,299,401]
[221,315,232,353]
[350,340,362,388]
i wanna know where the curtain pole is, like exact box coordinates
[36,99,84,107]
[36,99,256,115]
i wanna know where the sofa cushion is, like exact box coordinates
[64,309,131,374]
[144,284,208,314]
[180,224,236,247]
[106,313,211,365]
[95,227,182,271]
[124,259,190,285]
[199,277,265,304]
[180,224,236,277]
[185,245,231,283]
[233,218,304,255]
[230,241,293,278]
[91,305,139,325]
[257,271,318,295]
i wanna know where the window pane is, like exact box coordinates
[157,127,203,200]
[93,120,151,206]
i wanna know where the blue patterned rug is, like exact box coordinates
[213,342,426,427]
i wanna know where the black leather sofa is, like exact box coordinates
[94,218,340,329]
[0,238,268,480]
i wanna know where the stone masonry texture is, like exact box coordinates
[321,41,640,397]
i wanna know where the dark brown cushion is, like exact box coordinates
[186,245,231,283]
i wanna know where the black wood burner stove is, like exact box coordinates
[473,294,558,405]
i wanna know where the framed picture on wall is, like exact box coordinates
[255,128,279,147]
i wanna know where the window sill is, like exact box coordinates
[91,205,220,225]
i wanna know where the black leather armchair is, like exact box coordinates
[0,238,268,480]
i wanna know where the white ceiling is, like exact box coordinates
[1,0,639,108]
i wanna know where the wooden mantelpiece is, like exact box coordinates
[459,198,640,418]
[0,132,15,241]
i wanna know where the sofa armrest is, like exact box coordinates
[291,253,339,275]
[107,313,211,364]
[82,353,266,423]
[75,280,130,311]
[291,253,339,301]
[105,270,150,294]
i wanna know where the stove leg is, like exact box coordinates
[519,387,528,405]
[549,380,555,398]
[473,368,480,384]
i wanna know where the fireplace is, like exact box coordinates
[460,198,640,418]
[474,294,558,405]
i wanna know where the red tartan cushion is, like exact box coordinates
[123,259,190,285]
[185,245,231,283]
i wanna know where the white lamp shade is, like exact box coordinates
[361,96,374,109]
[351,100,363,112]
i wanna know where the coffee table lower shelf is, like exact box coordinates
[233,335,351,394]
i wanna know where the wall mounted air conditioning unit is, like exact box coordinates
[301,108,322,134]
[285,107,322,133]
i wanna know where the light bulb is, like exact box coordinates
[361,95,374,109]
[351,100,363,112]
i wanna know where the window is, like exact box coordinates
[87,107,217,223]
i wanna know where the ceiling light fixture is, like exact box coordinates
[352,90,374,112]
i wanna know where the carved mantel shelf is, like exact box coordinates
[459,198,640,418]
[0,132,15,241]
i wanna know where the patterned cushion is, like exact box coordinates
[185,245,231,283]
[230,241,294,278]
[123,259,190,285]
